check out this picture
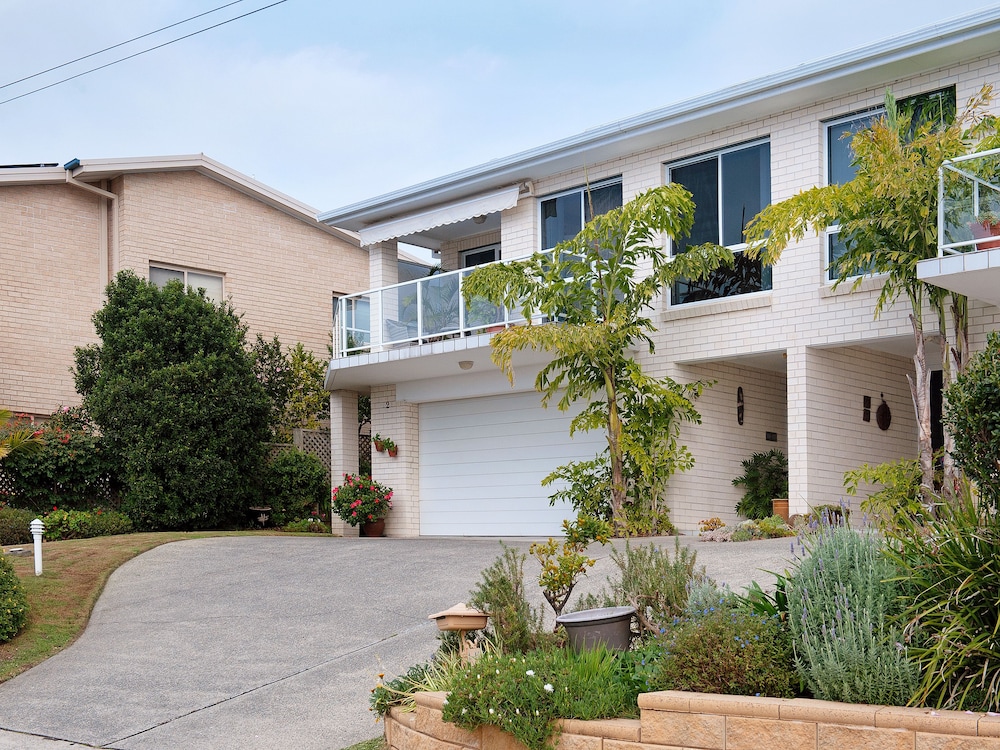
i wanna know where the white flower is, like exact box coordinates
[525,670,535,677]
[544,683,554,693]
[442,699,448,705]
[489,707,495,715]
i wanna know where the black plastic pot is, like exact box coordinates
[556,606,636,652]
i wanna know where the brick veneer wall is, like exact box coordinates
[385,690,1000,750]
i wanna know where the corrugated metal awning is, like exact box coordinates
[358,185,520,246]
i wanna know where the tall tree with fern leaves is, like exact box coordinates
[463,184,733,529]
[743,85,1000,508]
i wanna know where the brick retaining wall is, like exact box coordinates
[384,690,1000,749]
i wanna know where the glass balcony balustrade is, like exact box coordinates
[938,148,1000,256]
[333,260,538,357]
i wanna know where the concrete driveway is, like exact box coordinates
[0,535,797,750]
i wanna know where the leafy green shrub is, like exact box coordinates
[42,508,133,541]
[945,330,1000,506]
[786,522,918,705]
[73,271,271,530]
[575,538,701,635]
[885,495,1000,710]
[0,506,36,545]
[699,516,794,543]
[733,449,788,520]
[843,459,922,530]
[530,515,610,618]
[0,407,121,513]
[281,518,330,533]
[651,608,796,698]
[262,447,330,527]
[443,646,640,750]
[468,544,546,653]
[0,553,28,643]
[684,578,738,618]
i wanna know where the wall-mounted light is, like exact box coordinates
[737,386,744,426]
[458,360,473,370]
[472,215,487,225]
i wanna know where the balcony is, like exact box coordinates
[333,261,540,358]
[918,148,1000,306]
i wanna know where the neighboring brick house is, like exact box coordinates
[319,9,1000,537]
[0,154,367,418]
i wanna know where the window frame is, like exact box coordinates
[538,176,623,251]
[461,243,500,268]
[665,138,772,306]
[149,263,225,303]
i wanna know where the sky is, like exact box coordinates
[1,1,998,215]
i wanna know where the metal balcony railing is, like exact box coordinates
[938,147,1000,256]
[333,260,539,357]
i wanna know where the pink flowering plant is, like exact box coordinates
[332,473,393,527]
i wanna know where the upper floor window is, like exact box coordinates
[667,140,771,305]
[825,86,956,280]
[540,178,622,250]
[462,243,499,268]
[149,264,224,303]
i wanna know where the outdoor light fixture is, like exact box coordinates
[458,360,473,370]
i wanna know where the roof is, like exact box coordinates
[0,154,360,246]
[318,7,1000,234]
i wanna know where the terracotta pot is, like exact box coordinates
[373,440,385,452]
[772,498,789,523]
[387,446,398,457]
[361,519,386,537]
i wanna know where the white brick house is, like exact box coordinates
[320,9,1000,537]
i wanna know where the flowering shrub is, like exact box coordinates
[699,517,725,532]
[442,646,640,750]
[0,407,121,513]
[331,474,393,527]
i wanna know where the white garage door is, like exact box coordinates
[419,392,608,536]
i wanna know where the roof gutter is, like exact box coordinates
[63,159,118,288]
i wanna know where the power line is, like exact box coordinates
[0,0,248,92]
[0,0,289,107]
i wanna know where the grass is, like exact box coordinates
[342,739,385,750]
[0,530,283,683]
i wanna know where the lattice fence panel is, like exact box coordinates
[293,428,331,481]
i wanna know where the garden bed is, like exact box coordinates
[386,690,1000,750]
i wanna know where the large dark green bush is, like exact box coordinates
[0,407,121,513]
[786,522,918,706]
[261,447,330,526]
[0,554,28,643]
[0,506,35,545]
[945,330,1000,506]
[885,495,1000,710]
[73,271,271,530]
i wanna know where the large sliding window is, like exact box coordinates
[540,178,622,250]
[825,86,956,280]
[668,140,771,305]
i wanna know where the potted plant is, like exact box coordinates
[332,473,393,536]
[732,449,788,520]
[372,433,386,452]
[383,437,398,457]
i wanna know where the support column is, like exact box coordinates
[367,240,398,350]
[786,346,811,517]
[370,384,420,537]
[329,390,360,536]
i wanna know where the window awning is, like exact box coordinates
[359,185,520,246]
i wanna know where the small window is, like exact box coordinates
[667,140,771,305]
[461,243,499,268]
[540,178,622,250]
[149,264,224,303]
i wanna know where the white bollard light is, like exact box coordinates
[30,518,44,576]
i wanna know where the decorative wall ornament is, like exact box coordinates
[737,386,745,426]
[876,395,892,431]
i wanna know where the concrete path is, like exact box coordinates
[0,535,797,750]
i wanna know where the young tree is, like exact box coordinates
[743,85,1000,507]
[463,185,733,528]
[74,271,271,529]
